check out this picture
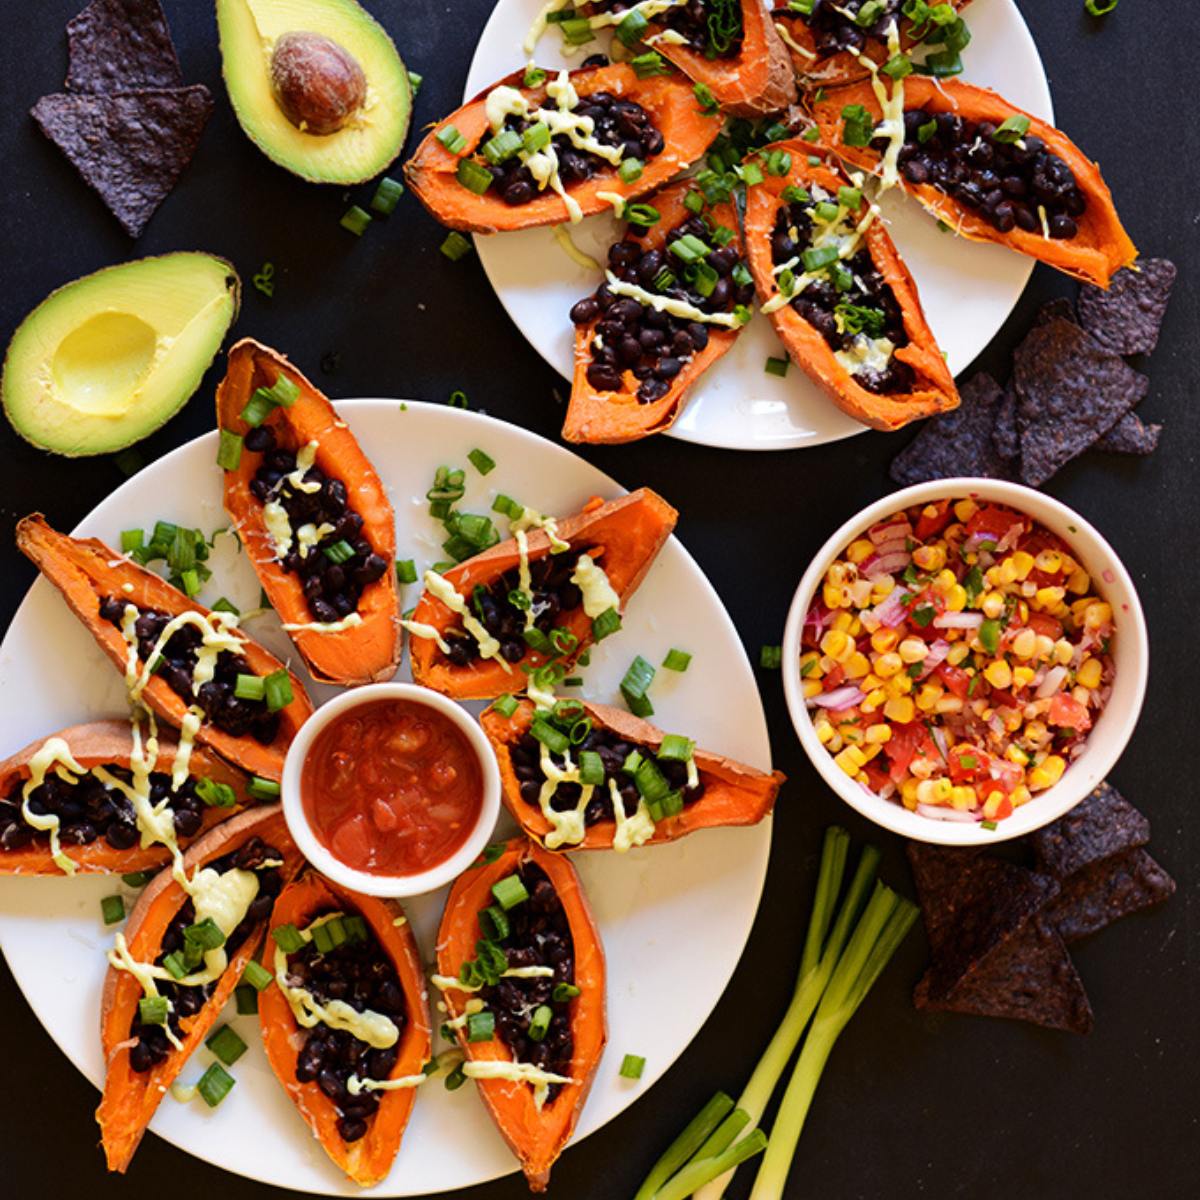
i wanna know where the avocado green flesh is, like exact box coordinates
[218,0,412,185]
[2,253,240,457]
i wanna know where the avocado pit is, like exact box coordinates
[270,31,367,136]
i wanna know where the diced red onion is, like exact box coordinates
[864,550,911,579]
[996,522,1024,552]
[930,724,950,761]
[809,686,865,711]
[869,518,911,545]
[1036,665,1069,698]
[932,611,983,630]
[866,590,908,628]
[917,639,950,681]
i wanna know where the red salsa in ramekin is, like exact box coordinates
[301,698,484,875]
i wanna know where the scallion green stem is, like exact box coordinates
[687,1107,750,1166]
[632,1091,734,1200]
[654,1129,768,1200]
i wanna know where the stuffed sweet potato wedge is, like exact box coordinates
[812,78,1137,287]
[406,489,677,700]
[16,514,313,781]
[435,837,605,1191]
[405,62,723,233]
[0,720,249,876]
[744,141,958,430]
[481,699,784,851]
[96,806,303,1171]
[259,872,431,1187]
[563,179,751,444]
[216,338,400,687]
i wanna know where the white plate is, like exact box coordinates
[466,0,1053,449]
[0,400,774,1195]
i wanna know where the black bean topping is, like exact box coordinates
[793,0,909,58]
[589,1,743,58]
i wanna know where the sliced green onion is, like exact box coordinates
[882,52,913,79]
[491,874,530,911]
[340,205,372,236]
[466,1010,496,1042]
[440,231,474,261]
[239,391,275,428]
[493,694,519,719]
[781,185,810,205]
[323,539,356,564]
[553,982,582,1003]
[445,1061,468,1091]
[841,102,875,147]
[1085,0,1118,13]
[578,750,605,787]
[740,160,764,186]
[766,149,792,177]
[396,558,418,584]
[310,921,336,954]
[197,1062,236,1108]
[620,1054,646,1080]
[216,429,243,471]
[492,493,523,518]
[195,777,237,808]
[184,917,225,951]
[407,70,422,94]
[483,128,523,166]
[242,960,274,992]
[559,15,595,44]
[760,644,783,669]
[838,185,863,209]
[765,356,789,378]
[101,895,125,925]
[620,655,656,718]
[657,734,694,762]
[523,65,547,87]
[662,648,691,672]
[528,1004,553,1042]
[592,606,622,642]
[480,905,510,941]
[370,176,405,216]
[468,447,496,475]
[456,159,494,195]
[205,1024,248,1066]
[264,669,293,713]
[211,596,239,616]
[138,995,168,1025]
[234,985,259,1015]
[272,923,304,955]
[616,8,649,45]
[437,124,468,154]
[624,202,660,228]
[630,50,670,77]
[684,189,705,215]
[161,951,188,980]
[619,157,644,184]
[121,871,153,888]
[531,718,569,756]
[522,121,551,154]
[234,673,265,701]
[693,81,718,114]
[448,389,469,409]
[992,114,1032,143]
[918,116,938,143]
[633,756,670,804]
[179,568,202,598]
[802,245,839,271]
[119,528,144,553]
[343,915,368,944]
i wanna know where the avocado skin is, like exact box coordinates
[2,252,241,458]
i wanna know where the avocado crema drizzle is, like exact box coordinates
[402,505,621,675]
[761,20,910,387]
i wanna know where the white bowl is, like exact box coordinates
[782,478,1149,846]
[281,682,501,896]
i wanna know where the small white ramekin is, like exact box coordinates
[782,478,1149,846]
[281,681,500,896]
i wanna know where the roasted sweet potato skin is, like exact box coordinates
[744,142,959,431]
[404,63,723,234]
[0,720,249,875]
[258,873,431,1187]
[564,181,745,444]
[96,806,303,1172]
[15,514,313,781]
[216,338,400,687]
[436,838,605,1191]
[482,699,783,851]
[812,79,1137,287]
[408,488,678,699]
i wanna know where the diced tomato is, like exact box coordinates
[824,663,846,690]
[935,663,971,698]
[966,505,1024,541]
[915,500,953,541]
[988,689,1018,710]
[1027,612,1063,641]
[1049,693,1092,731]
[986,794,1014,820]
[948,745,986,783]
[883,721,938,784]
[862,761,892,794]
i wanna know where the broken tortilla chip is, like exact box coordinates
[1045,848,1175,944]
[66,0,182,93]
[1077,258,1177,357]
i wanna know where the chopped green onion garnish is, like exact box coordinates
[992,114,1032,143]
[211,596,239,616]
[522,121,551,153]
[765,356,789,378]
[491,874,530,911]
[323,539,356,564]
[480,905,510,941]
[620,1054,646,1080]
[592,606,622,642]
[407,70,422,94]
[195,777,237,808]
[740,160,764,187]
[578,750,605,786]
[239,392,275,428]
[101,895,125,925]
[624,202,660,228]
[437,124,468,154]
[620,655,656,717]
[634,756,670,803]
[467,447,496,475]
[179,568,201,597]
[184,917,225,952]
[234,673,265,701]
[197,1062,236,1108]
[264,669,293,713]
[456,158,494,195]
[234,985,259,1015]
[119,528,144,554]
[445,1062,467,1091]
[370,176,404,216]
[216,429,243,471]
[122,871,153,888]
[657,734,694,762]
[448,389,469,408]
[616,8,649,44]
[630,50,669,77]
[693,81,718,114]
[766,149,791,176]
[559,15,595,44]
[531,718,569,756]
[760,645,783,669]
[619,157,644,184]
[138,996,168,1025]
[882,52,913,79]
[528,1004,553,1042]
[483,128,523,166]
[466,1010,496,1042]
[1085,0,1118,13]
[340,205,372,236]
[206,1024,248,1066]
[841,103,875,148]
[553,982,581,1003]
[523,65,547,87]
[272,923,305,954]
[247,775,280,802]
[662,648,691,672]
[162,951,189,980]
[918,117,938,143]
[440,231,474,261]
[242,960,273,992]
[493,694,519,719]
[395,558,418,585]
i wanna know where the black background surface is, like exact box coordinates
[0,2,1196,1197]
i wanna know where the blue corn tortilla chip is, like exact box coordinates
[31,87,212,237]
[1045,848,1175,944]
[890,373,1015,486]
[1078,259,1177,356]
[1013,317,1149,486]
[1093,412,1162,455]
[1033,296,1076,328]
[991,388,1020,461]
[914,916,1093,1034]
[66,0,183,93]
[1031,780,1150,878]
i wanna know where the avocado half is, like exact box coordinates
[217,0,412,185]
[3,253,240,457]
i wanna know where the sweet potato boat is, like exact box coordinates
[481,699,784,851]
[770,1,973,87]
[812,79,1137,287]
[408,488,677,700]
[96,806,303,1172]
[259,872,431,1187]
[216,338,400,687]
[744,142,958,430]
[563,180,746,444]
[0,720,249,875]
[16,514,313,781]
[641,0,797,117]
[436,837,605,1191]
[404,63,723,233]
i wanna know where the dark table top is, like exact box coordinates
[1,2,1196,1197]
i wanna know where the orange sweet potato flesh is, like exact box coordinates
[408,488,677,700]
[436,838,605,1191]
[0,720,250,876]
[563,181,745,444]
[404,63,723,234]
[96,806,304,1172]
[15,514,313,781]
[771,1,973,87]
[648,0,797,117]
[744,142,959,431]
[481,699,784,851]
[216,338,400,686]
[812,79,1138,287]
[258,873,431,1187]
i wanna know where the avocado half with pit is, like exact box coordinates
[217,0,411,184]
[3,253,240,457]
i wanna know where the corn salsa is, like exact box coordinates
[803,498,1114,824]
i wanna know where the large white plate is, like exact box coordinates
[0,400,774,1195]
[466,0,1053,449]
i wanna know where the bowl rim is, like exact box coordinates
[281,681,501,897]
[781,477,1149,846]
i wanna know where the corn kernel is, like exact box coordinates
[862,687,887,712]
[1011,785,1032,807]
[935,568,957,592]
[831,610,854,633]
[1028,754,1066,790]
[833,746,866,776]
[913,544,946,571]
[823,584,849,609]
[884,696,915,723]
[984,660,1013,689]
[827,732,844,752]
[846,538,875,564]
[1077,657,1102,689]
[909,755,936,779]
[800,651,822,678]
[870,628,899,654]
[819,656,837,674]
[981,591,1005,618]
[915,683,943,712]
[1012,666,1036,690]
[898,638,928,663]
[935,695,964,714]
[900,779,920,810]
[954,499,978,521]
[820,628,853,662]
[874,651,903,678]
[1005,744,1030,765]
[1011,628,1038,659]
[946,642,970,666]
[982,791,1007,820]
[1034,549,1063,574]
[860,743,882,762]
[996,557,1020,585]
[1072,685,1091,707]
[827,562,850,586]
[1010,550,1035,579]
[887,673,913,697]
[1003,709,1023,733]
[839,722,863,744]
[1034,586,1066,609]
[871,577,896,600]
[1084,601,1113,629]
[1023,720,1050,748]
[951,785,976,811]
[945,584,967,612]
[814,719,835,745]
[803,679,823,699]
[916,777,953,805]
[1066,567,1090,595]
[865,723,892,744]
[861,674,883,691]
[1033,634,1055,661]
[844,652,871,679]
[1054,638,1074,666]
